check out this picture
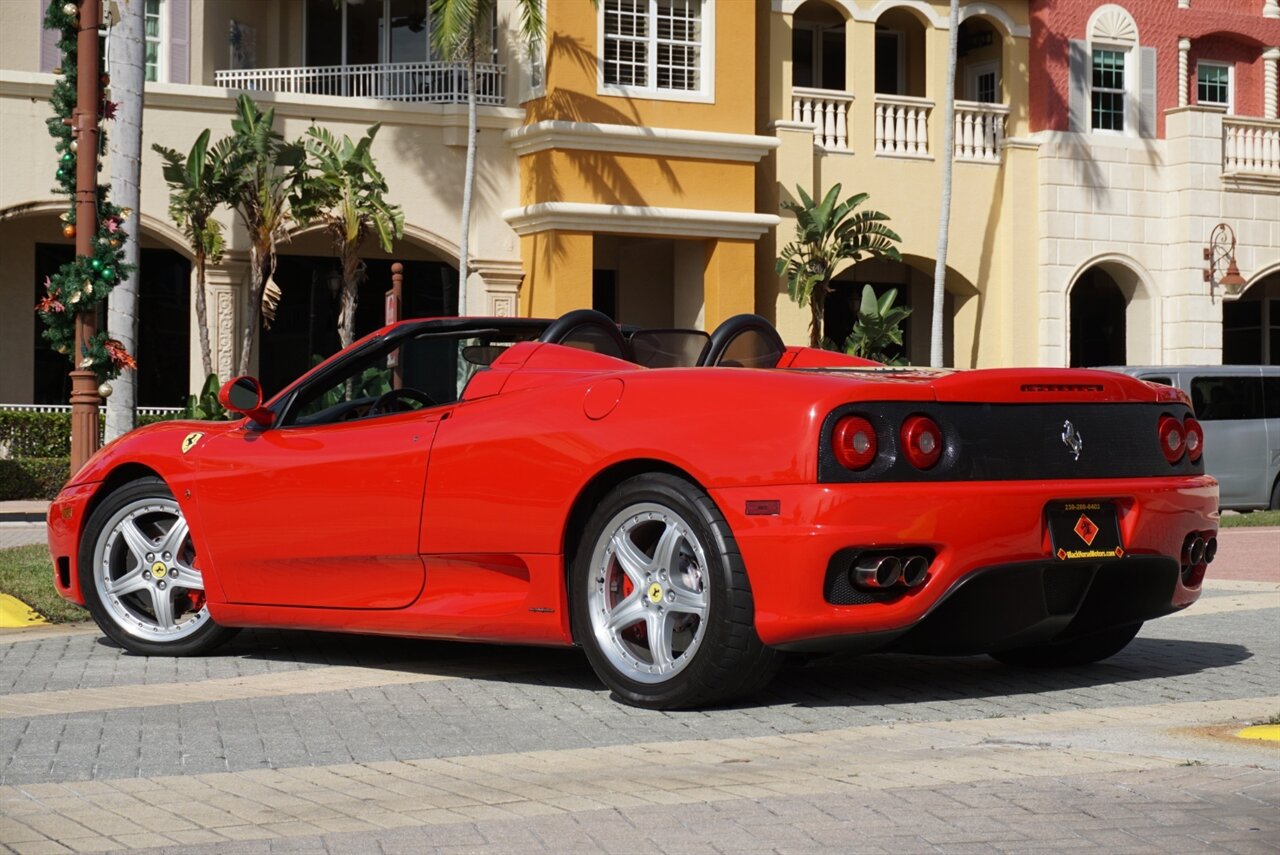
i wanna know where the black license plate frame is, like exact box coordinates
[1046,500,1124,561]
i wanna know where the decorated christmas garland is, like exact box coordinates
[36,0,136,380]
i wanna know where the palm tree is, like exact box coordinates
[291,124,406,348]
[430,0,546,315]
[220,94,304,375]
[776,184,902,348]
[105,0,144,441]
[153,128,237,380]
[930,0,960,368]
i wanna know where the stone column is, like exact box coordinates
[1178,39,1191,107]
[194,254,249,390]
[471,258,525,317]
[520,231,593,318]
[702,239,755,330]
[1265,48,1280,119]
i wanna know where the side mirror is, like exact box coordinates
[218,376,275,427]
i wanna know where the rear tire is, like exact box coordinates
[1270,477,1280,511]
[570,473,778,709]
[79,476,238,656]
[990,622,1142,668]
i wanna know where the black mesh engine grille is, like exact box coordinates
[819,402,1202,483]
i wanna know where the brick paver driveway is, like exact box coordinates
[1,529,1277,854]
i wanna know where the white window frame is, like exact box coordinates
[597,0,716,104]
[1196,60,1233,114]
[143,0,166,84]
[965,59,1000,103]
[520,0,548,103]
[1089,43,1135,136]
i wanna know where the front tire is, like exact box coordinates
[990,622,1142,667]
[79,476,237,656]
[571,473,778,709]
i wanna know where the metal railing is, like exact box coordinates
[214,61,507,106]
[954,100,1009,163]
[1223,116,1280,178]
[792,86,854,151]
[875,94,933,159]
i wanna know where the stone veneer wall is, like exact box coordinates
[1036,106,1280,367]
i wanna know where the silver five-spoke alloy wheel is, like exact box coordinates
[92,497,210,642]
[586,502,710,684]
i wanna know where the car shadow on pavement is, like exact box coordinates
[757,637,1254,709]
[95,628,1255,711]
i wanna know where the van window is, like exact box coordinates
[1140,376,1172,386]
[1190,376,1265,421]
[1264,378,1280,419]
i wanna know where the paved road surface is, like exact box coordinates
[0,527,1276,854]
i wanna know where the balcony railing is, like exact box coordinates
[792,86,854,151]
[1223,116,1280,179]
[875,94,932,159]
[954,100,1008,163]
[213,61,506,106]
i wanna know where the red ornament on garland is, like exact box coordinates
[61,223,75,239]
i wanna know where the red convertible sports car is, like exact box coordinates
[48,310,1219,708]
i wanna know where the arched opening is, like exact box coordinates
[1070,268,1126,367]
[0,207,192,406]
[825,255,976,367]
[258,228,458,395]
[875,8,927,97]
[1223,269,1280,364]
[955,16,1002,103]
[792,0,847,91]
[1068,259,1157,367]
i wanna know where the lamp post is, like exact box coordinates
[69,0,104,473]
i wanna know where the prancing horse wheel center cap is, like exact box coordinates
[150,561,168,579]
[647,582,663,604]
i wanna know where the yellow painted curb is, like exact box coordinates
[0,594,46,628]
[1236,724,1280,742]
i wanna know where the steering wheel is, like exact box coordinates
[368,388,436,416]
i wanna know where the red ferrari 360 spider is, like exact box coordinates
[47,311,1219,708]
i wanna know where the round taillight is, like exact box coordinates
[1158,415,1185,464]
[833,416,878,470]
[900,415,943,469]
[1183,417,1203,463]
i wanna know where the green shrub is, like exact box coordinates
[0,410,185,459]
[0,458,70,501]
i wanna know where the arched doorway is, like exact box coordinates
[875,8,927,97]
[1069,268,1126,367]
[792,0,847,91]
[956,16,1002,103]
[0,207,192,406]
[1223,270,1280,364]
[258,228,458,395]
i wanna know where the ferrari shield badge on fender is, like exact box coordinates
[181,432,204,454]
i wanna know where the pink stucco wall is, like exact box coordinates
[1029,0,1280,136]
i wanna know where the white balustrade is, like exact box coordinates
[1223,117,1280,178]
[874,94,933,158]
[0,404,182,415]
[791,87,854,151]
[953,100,1009,163]
[214,61,507,106]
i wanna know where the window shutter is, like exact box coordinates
[39,0,59,73]
[1139,46,1157,138]
[168,0,190,84]
[1068,39,1088,132]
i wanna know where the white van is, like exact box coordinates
[1102,366,1280,511]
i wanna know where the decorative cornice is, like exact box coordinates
[506,121,780,163]
[502,203,781,240]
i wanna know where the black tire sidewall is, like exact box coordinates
[78,476,235,656]
[571,473,751,708]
